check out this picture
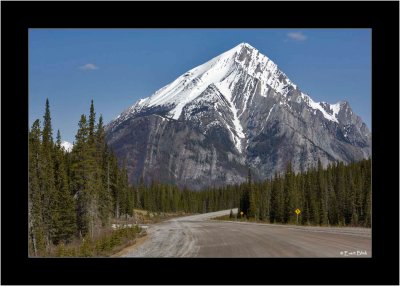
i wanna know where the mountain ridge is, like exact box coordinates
[105,42,371,189]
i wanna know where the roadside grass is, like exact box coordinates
[50,225,145,257]
[44,210,192,257]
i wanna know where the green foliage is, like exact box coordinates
[28,119,46,256]
[41,99,59,246]
[29,100,137,256]
[53,130,76,244]
[238,159,371,227]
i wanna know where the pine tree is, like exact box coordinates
[239,168,252,217]
[284,162,298,223]
[317,159,329,225]
[41,99,58,247]
[362,159,371,227]
[109,150,120,218]
[53,130,76,243]
[249,187,258,220]
[88,100,96,144]
[309,167,320,225]
[70,114,90,237]
[118,162,133,218]
[96,115,112,226]
[326,164,338,225]
[335,161,346,225]
[28,120,46,256]
[270,172,284,223]
[86,100,101,237]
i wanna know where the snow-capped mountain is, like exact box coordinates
[106,43,371,190]
[61,141,73,153]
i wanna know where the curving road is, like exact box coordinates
[121,209,371,257]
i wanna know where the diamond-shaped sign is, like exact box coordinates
[295,209,301,215]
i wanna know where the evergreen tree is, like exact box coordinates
[326,164,338,225]
[86,101,101,237]
[249,187,258,220]
[53,130,76,243]
[41,99,58,247]
[362,159,371,227]
[283,162,298,223]
[70,114,90,237]
[239,168,252,217]
[317,159,328,225]
[335,161,347,225]
[88,100,96,144]
[96,115,112,226]
[28,120,46,256]
[270,172,284,223]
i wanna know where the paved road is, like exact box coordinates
[121,209,371,257]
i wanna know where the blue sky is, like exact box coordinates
[29,29,371,143]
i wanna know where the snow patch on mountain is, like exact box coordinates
[214,80,245,153]
[330,102,341,118]
[61,141,73,153]
[301,93,339,123]
[265,104,275,123]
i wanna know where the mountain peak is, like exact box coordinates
[117,43,287,121]
[236,42,256,50]
[108,43,365,135]
[106,43,371,190]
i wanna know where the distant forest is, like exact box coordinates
[29,100,371,256]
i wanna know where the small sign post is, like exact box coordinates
[295,209,301,224]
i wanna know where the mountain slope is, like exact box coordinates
[106,43,371,190]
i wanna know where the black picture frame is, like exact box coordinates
[2,1,399,285]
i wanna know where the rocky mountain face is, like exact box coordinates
[105,43,371,190]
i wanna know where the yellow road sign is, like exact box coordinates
[295,209,301,215]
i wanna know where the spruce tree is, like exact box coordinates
[317,159,328,225]
[41,99,58,247]
[239,168,252,217]
[28,120,46,256]
[70,114,90,237]
[284,162,297,223]
[53,130,77,243]
[335,161,346,225]
[96,115,112,226]
[88,100,96,143]
[86,100,101,237]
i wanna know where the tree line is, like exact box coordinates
[134,158,371,227]
[238,159,371,227]
[29,99,371,256]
